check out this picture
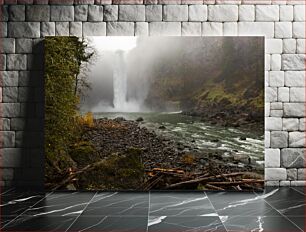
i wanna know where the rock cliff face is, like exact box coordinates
[127,37,264,127]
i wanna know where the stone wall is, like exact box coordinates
[0,0,305,187]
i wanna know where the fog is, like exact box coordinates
[80,36,264,113]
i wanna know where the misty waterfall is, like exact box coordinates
[113,50,128,111]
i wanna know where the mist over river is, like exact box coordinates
[93,112,264,165]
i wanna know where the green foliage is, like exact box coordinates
[44,37,93,181]
[70,141,96,164]
[79,148,145,190]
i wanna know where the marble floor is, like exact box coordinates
[1,187,305,231]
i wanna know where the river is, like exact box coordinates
[93,112,264,166]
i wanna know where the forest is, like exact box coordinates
[45,37,264,191]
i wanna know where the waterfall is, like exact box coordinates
[111,50,142,112]
[113,50,128,111]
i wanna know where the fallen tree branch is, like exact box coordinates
[205,184,224,191]
[165,172,246,189]
[51,159,107,191]
[207,180,264,185]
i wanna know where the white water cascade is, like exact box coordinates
[113,50,128,111]
[111,50,141,112]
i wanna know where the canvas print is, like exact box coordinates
[45,36,264,191]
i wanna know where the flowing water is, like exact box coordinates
[94,112,264,163]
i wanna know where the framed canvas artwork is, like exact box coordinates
[44,36,264,191]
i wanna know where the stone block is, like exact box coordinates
[135,22,148,36]
[1,38,15,53]
[265,102,270,116]
[265,54,270,71]
[265,39,282,54]
[26,5,50,21]
[145,5,162,22]
[83,22,106,36]
[50,6,74,21]
[283,118,299,131]
[104,5,118,21]
[289,132,305,147]
[119,5,145,21]
[238,22,274,37]
[202,22,222,36]
[239,5,255,21]
[271,54,281,71]
[16,39,32,53]
[256,5,279,21]
[149,22,181,36]
[1,5,9,22]
[282,54,305,70]
[280,5,293,21]
[2,119,10,134]
[208,5,238,21]
[55,22,69,36]
[107,22,134,36]
[293,22,305,38]
[270,110,283,117]
[275,22,292,39]
[290,181,306,186]
[3,103,20,117]
[283,39,296,54]
[2,87,18,102]
[0,54,6,71]
[297,168,305,180]
[223,22,237,36]
[265,148,280,167]
[88,5,103,21]
[266,117,282,131]
[189,5,207,21]
[70,22,82,37]
[284,103,305,117]
[41,22,55,36]
[163,5,188,21]
[270,102,282,110]
[277,87,289,102]
[265,87,277,102]
[279,181,290,186]
[10,118,25,130]
[8,22,40,38]
[294,5,305,21]
[285,71,305,87]
[290,87,305,102]
[2,148,23,168]
[296,39,305,54]
[74,5,88,21]
[182,22,201,36]
[265,168,287,181]
[9,5,25,21]
[265,131,270,148]
[7,54,27,71]
[299,118,305,131]
[269,71,284,87]
[270,131,288,148]
[2,131,15,148]
[2,71,18,87]
[281,148,305,168]
[287,168,297,180]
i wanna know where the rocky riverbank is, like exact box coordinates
[78,117,264,190]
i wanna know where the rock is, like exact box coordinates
[199,158,205,164]
[114,117,126,121]
[136,117,144,122]
[239,137,247,140]
[211,139,219,142]
[159,125,166,130]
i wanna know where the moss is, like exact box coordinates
[70,141,96,165]
[78,147,145,190]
